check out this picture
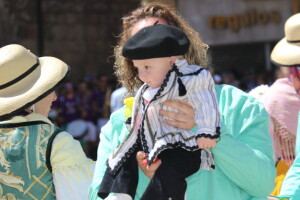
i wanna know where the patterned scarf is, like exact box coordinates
[289,66,300,98]
[262,78,300,166]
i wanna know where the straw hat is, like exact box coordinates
[0,44,69,120]
[271,13,300,67]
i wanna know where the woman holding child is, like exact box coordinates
[90,3,275,200]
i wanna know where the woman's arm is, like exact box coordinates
[148,85,275,198]
[88,125,113,200]
[158,85,276,197]
[51,132,95,200]
[89,108,128,200]
[214,85,276,197]
[212,133,275,197]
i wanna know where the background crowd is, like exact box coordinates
[49,68,278,160]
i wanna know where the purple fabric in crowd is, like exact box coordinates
[59,96,80,123]
[76,93,94,121]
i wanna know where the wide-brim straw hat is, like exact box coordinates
[271,13,300,67]
[0,44,69,120]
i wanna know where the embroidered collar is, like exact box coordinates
[175,58,188,68]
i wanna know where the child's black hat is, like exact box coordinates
[122,24,190,60]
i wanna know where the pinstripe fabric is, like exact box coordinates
[108,59,220,174]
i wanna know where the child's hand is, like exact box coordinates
[136,151,161,179]
[196,137,217,149]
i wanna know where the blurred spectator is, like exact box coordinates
[93,74,112,131]
[244,69,258,91]
[110,86,127,113]
[50,81,100,160]
[257,71,273,86]
[222,71,240,88]
[58,82,81,127]
[77,80,94,121]
[76,80,99,160]
[66,119,98,160]
[213,74,223,84]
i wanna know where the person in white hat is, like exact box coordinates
[0,44,94,200]
[262,13,300,200]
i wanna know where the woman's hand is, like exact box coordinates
[196,137,217,149]
[159,100,196,130]
[136,151,161,179]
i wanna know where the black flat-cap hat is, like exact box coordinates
[122,24,190,60]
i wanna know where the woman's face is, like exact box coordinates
[130,17,171,88]
[131,17,169,36]
[35,92,57,117]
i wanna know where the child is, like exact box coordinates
[98,24,220,200]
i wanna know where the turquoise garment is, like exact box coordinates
[296,112,300,157]
[279,112,300,200]
[279,154,300,200]
[0,121,58,200]
[89,84,276,200]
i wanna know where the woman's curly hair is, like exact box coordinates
[114,2,209,95]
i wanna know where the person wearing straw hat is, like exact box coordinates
[0,44,95,200]
[265,13,300,200]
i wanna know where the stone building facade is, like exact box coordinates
[0,0,139,81]
[0,0,298,83]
